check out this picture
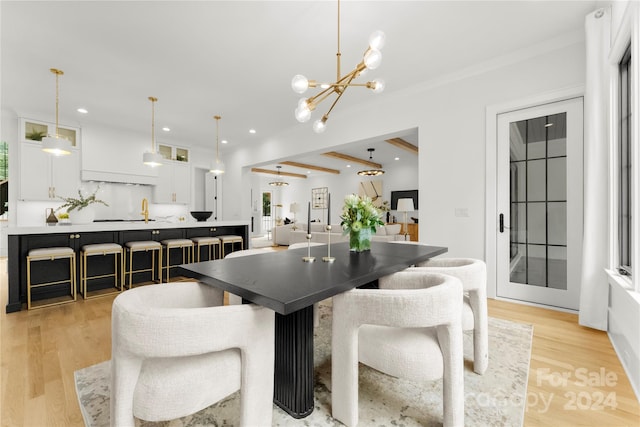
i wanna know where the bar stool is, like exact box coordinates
[26,247,76,310]
[191,236,221,262]
[79,243,124,299]
[124,241,162,288]
[160,239,194,282]
[218,235,243,258]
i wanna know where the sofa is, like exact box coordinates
[288,223,403,245]
[271,223,306,246]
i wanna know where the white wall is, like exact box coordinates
[224,33,586,260]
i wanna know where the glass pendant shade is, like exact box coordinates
[369,30,386,50]
[143,151,163,167]
[42,136,71,156]
[210,159,225,175]
[291,75,309,94]
[313,119,327,133]
[363,48,382,70]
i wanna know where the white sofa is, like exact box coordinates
[288,223,403,245]
[271,223,306,246]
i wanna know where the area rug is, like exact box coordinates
[75,304,532,426]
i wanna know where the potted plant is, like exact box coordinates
[57,187,108,224]
[340,194,384,252]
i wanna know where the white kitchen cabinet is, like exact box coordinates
[153,161,190,204]
[19,142,80,201]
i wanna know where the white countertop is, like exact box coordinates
[5,220,250,235]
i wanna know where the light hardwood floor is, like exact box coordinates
[1,258,638,426]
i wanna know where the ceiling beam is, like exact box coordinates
[322,151,382,169]
[385,138,418,155]
[250,167,307,179]
[280,161,341,175]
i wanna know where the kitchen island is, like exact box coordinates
[5,220,249,312]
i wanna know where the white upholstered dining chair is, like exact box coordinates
[110,281,275,426]
[413,257,488,374]
[331,270,464,427]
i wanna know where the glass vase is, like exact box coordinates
[349,228,372,252]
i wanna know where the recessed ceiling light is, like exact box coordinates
[307,170,311,174]
[346,164,351,168]
[77,108,88,114]
[249,129,256,134]
[162,127,170,132]
[394,157,400,161]
[221,139,228,144]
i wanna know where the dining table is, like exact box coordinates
[178,241,447,418]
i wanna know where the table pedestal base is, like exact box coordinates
[273,305,315,418]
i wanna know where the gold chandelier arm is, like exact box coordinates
[322,68,359,119]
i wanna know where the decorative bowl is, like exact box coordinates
[190,211,213,222]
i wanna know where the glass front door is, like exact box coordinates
[497,98,583,310]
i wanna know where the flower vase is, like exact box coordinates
[349,228,372,252]
[68,207,95,224]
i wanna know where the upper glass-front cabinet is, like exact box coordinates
[158,143,189,162]
[21,118,78,147]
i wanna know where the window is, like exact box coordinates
[619,45,632,276]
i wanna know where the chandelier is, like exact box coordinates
[357,148,385,176]
[291,0,386,133]
[42,68,72,156]
[142,96,163,167]
[269,166,289,187]
[210,115,225,174]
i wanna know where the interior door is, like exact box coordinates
[496,97,583,310]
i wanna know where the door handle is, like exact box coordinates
[499,213,504,233]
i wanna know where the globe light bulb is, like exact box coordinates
[313,119,327,133]
[371,78,385,93]
[363,49,382,70]
[369,30,386,50]
[291,75,309,94]
[295,106,311,123]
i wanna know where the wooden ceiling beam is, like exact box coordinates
[385,138,418,155]
[250,167,307,179]
[322,151,382,169]
[280,160,340,174]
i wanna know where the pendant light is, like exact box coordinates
[210,115,225,174]
[269,166,289,186]
[292,0,386,133]
[42,68,72,156]
[357,148,385,176]
[143,96,163,167]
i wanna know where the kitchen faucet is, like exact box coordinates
[141,198,149,223]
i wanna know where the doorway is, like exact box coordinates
[496,97,583,310]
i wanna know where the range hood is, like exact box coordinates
[81,169,157,185]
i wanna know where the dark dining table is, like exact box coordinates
[178,241,447,418]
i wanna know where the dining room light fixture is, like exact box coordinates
[357,148,385,176]
[142,96,163,167]
[209,115,225,174]
[42,68,72,156]
[269,166,289,187]
[292,0,386,133]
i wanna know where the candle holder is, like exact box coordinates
[302,234,316,262]
[322,225,335,263]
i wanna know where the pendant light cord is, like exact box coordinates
[149,97,157,152]
[214,115,221,162]
[50,68,64,137]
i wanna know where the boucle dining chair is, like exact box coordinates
[110,281,275,426]
[332,271,464,427]
[413,257,488,374]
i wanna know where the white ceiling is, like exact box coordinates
[1,0,596,176]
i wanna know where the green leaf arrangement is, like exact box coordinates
[340,194,385,234]
[57,187,108,212]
